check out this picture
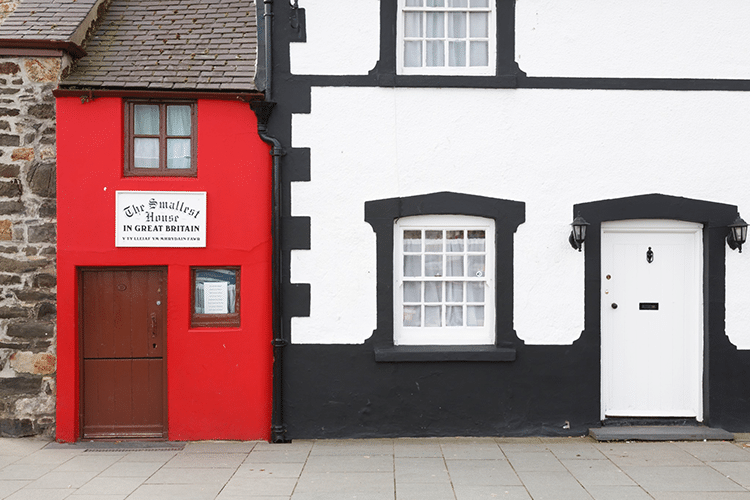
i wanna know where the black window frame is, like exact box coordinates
[371,0,518,88]
[124,100,198,177]
[365,191,524,362]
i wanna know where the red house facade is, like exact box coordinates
[54,1,272,442]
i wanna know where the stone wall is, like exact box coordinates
[0,56,60,437]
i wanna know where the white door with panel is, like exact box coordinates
[601,220,703,420]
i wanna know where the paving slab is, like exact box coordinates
[595,442,704,467]
[292,471,394,499]
[396,480,457,500]
[622,465,747,493]
[505,451,569,472]
[446,459,521,486]
[394,456,450,483]
[676,441,750,462]
[583,485,652,500]
[561,458,635,487]
[453,484,532,499]
[394,437,443,458]
[516,470,593,500]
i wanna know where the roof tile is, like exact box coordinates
[63,0,258,91]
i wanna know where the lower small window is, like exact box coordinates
[191,267,240,327]
[395,215,494,345]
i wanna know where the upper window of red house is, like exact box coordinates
[124,101,197,177]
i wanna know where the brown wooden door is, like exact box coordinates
[80,268,167,439]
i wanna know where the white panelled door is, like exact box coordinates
[601,220,703,420]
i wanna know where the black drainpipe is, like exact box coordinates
[250,0,288,443]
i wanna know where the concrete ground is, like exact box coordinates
[3,436,750,499]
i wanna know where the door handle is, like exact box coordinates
[611,303,618,309]
[150,313,157,337]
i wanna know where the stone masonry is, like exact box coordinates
[0,55,61,437]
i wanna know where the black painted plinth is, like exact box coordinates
[590,426,734,442]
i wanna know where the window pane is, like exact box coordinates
[449,41,466,67]
[403,306,421,327]
[470,41,488,66]
[425,306,442,327]
[425,254,443,277]
[448,12,466,37]
[404,12,422,37]
[426,40,445,66]
[447,282,463,302]
[195,269,237,314]
[468,255,485,277]
[467,305,484,326]
[469,12,488,37]
[134,138,159,168]
[134,105,159,135]
[404,41,422,67]
[425,281,442,302]
[470,0,488,6]
[406,0,422,6]
[449,0,468,6]
[167,105,191,136]
[425,230,442,251]
[467,282,484,302]
[446,255,463,276]
[446,230,463,252]
[467,230,485,251]
[426,12,444,38]
[404,282,421,302]
[167,139,191,169]
[426,0,444,6]
[404,255,421,277]
[404,230,422,252]
[447,306,463,326]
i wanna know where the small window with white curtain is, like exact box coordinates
[125,101,197,177]
[398,0,496,76]
[395,215,495,345]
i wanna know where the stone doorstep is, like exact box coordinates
[589,425,734,442]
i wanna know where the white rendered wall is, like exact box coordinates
[290,0,750,79]
[289,0,380,75]
[516,0,750,79]
[291,86,750,347]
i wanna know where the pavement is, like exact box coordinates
[3,436,750,499]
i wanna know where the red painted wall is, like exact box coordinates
[56,97,272,442]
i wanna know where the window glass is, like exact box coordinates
[167,105,191,135]
[191,267,240,327]
[134,138,159,168]
[395,215,495,345]
[167,139,191,169]
[134,105,159,135]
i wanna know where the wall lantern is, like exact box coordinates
[569,215,590,252]
[727,214,748,253]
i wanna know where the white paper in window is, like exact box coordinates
[203,281,229,314]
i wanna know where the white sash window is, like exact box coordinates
[395,215,495,345]
[398,0,496,76]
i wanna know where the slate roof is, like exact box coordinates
[63,0,259,91]
[0,0,101,43]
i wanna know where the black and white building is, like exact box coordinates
[264,0,750,439]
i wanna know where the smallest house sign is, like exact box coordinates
[116,191,207,247]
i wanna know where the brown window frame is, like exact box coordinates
[190,267,241,328]
[124,100,198,177]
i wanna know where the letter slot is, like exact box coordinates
[639,302,659,310]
